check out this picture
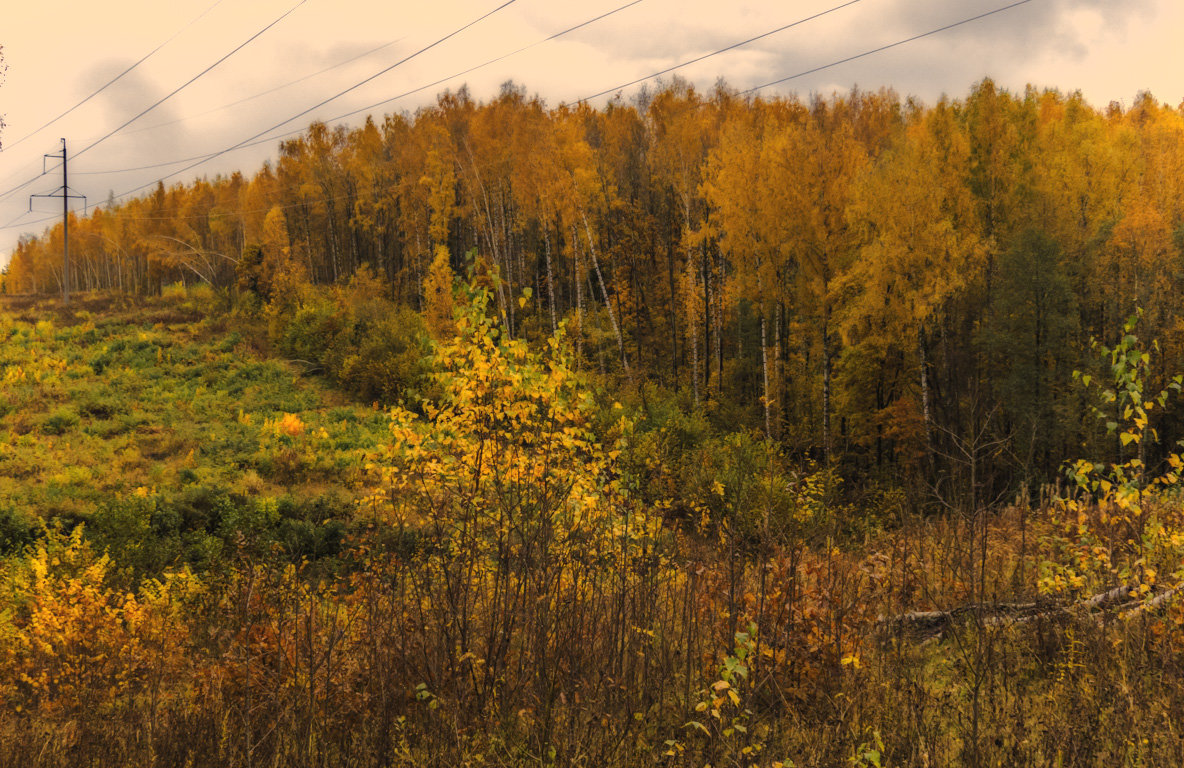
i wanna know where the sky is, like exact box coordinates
[1,0,1181,266]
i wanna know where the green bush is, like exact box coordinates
[270,288,429,406]
[0,507,37,555]
[77,394,122,419]
[86,499,163,575]
[276,297,349,368]
[83,485,359,574]
[41,407,79,435]
[329,308,429,404]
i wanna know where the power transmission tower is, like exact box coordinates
[29,138,86,304]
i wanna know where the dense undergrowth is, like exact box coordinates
[3,286,1184,767]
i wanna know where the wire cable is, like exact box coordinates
[73,127,299,177]
[5,181,354,229]
[1,0,229,153]
[580,0,865,102]
[9,0,1034,228]
[72,0,310,161]
[111,0,521,202]
[0,0,298,205]
[0,1,1039,244]
[73,146,267,176]
[35,2,639,192]
[0,211,58,231]
[0,166,56,205]
[96,0,645,179]
[119,34,407,138]
[97,0,633,194]
[329,0,646,124]
[742,0,1034,94]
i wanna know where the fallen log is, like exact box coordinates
[879,583,1144,640]
[1122,583,1184,619]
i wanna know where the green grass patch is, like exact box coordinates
[0,297,392,569]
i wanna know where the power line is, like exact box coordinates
[329,0,646,125]
[580,0,865,102]
[742,0,1034,94]
[95,0,631,196]
[0,211,34,230]
[119,35,407,138]
[0,164,57,205]
[0,0,305,208]
[112,0,521,203]
[73,129,294,177]
[25,0,642,225]
[88,186,354,223]
[1,0,229,153]
[4,179,356,230]
[2,1,523,224]
[0,211,58,231]
[73,147,263,176]
[72,0,310,161]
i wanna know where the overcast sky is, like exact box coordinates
[1,0,1181,266]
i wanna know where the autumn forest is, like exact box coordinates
[4,77,1184,766]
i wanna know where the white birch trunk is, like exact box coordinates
[582,212,629,374]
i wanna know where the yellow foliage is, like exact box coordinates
[421,245,457,340]
[276,412,306,437]
[370,282,650,545]
[0,526,200,715]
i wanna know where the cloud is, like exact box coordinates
[81,61,188,158]
[574,0,1159,106]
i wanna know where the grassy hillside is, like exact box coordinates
[0,290,389,568]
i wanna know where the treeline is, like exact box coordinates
[6,77,1184,494]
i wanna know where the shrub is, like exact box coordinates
[40,407,79,435]
[0,507,37,555]
[0,525,201,718]
[330,308,429,404]
[77,394,122,419]
[269,282,430,406]
[276,296,349,368]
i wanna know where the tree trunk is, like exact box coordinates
[572,226,584,363]
[920,325,933,469]
[688,250,700,405]
[542,223,557,333]
[774,306,782,440]
[582,213,629,375]
[702,238,712,394]
[822,304,832,464]
[715,255,724,396]
[761,312,772,440]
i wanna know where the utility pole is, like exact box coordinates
[29,138,85,304]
